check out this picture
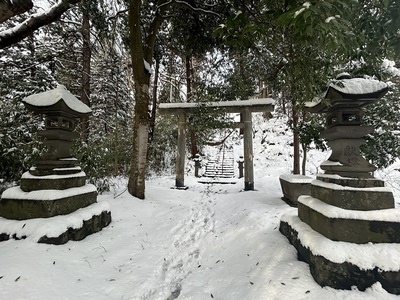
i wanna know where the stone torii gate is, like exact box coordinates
[158,98,275,190]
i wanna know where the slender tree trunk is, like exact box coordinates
[301,143,307,175]
[186,55,198,157]
[301,110,309,175]
[149,56,160,143]
[281,97,287,115]
[292,103,300,174]
[28,33,35,77]
[81,1,91,143]
[114,68,119,176]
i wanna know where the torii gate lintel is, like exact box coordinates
[158,98,275,191]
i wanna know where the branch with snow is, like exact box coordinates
[158,0,220,17]
[294,2,311,18]
[0,0,80,49]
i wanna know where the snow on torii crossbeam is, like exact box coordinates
[158,98,275,191]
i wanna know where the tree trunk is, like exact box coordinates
[292,104,300,174]
[114,68,120,176]
[127,0,167,199]
[281,97,287,115]
[301,110,309,175]
[149,56,160,143]
[81,1,91,143]
[301,143,307,175]
[127,0,149,199]
[186,55,198,157]
[128,89,150,199]
[28,33,35,77]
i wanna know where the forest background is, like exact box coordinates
[0,0,399,198]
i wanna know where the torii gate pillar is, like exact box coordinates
[176,112,186,188]
[242,108,254,190]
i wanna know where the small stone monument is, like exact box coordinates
[193,154,202,177]
[237,156,244,179]
[279,75,400,295]
[0,85,111,244]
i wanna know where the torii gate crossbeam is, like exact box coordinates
[158,98,275,191]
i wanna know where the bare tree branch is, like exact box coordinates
[107,9,128,21]
[206,130,235,146]
[158,0,220,17]
[0,0,33,23]
[0,0,80,49]
[174,0,220,16]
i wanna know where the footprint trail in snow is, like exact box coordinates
[137,185,217,300]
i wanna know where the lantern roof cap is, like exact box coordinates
[23,85,91,116]
[306,77,388,113]
[327,77,388,98]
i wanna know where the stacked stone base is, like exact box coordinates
[0,204,111,245]
[0,165,111,245]
[280,174,400,295]
[280,214,400,294]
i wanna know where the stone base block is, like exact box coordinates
[38,210,111,244]
[0,185,97,220]
[20,171,86,192]
[32,158,80,176]
[298,196,400,243]
[279,174,313,206]
[317,174,385,188]
[280,212,400,295]
[311,179,394,211]
[0,201,111,245]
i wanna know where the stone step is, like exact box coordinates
[0,185,97,220]
[280,212,400,295]
[311,179,394,211]
[202,148,236,179]
[298,195,400,244]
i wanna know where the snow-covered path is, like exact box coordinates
[0,175,399,299]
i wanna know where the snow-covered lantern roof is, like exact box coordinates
[306,74,388,127]
[22,85,91,131]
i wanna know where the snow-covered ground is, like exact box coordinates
[1,114,400,300]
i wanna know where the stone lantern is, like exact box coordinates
[280,75,400,295]
[22,85,91,177]
[0,85,111,244]
[307,73,388,178]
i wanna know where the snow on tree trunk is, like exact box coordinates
[127,0,169,199]
[128,120,149,199]
[0,0,81,49]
